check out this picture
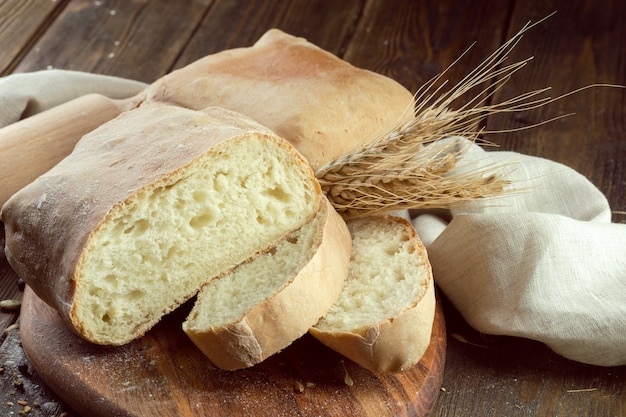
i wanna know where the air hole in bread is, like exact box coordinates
[189,212,216,229]
[192,190,209,203]
[166,245,181,259]
[262,185,291,203]
[129,289,145,300]
[104,274,118,286]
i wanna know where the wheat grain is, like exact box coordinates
[315,16,556,218]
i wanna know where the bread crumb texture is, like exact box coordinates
[76,136,316,342]
[186,206,321,328]
[315,216,428,331]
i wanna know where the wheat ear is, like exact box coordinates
[315,17,556,218]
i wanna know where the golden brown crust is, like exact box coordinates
[309,283,435,373]
[143,29,415,170]
[183,199,352,370]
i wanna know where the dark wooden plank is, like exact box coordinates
[0,321,76,417]
[0,0,68,75]
[13,0,215,82]
[173,0,364,69]
[485,0,626,220]
[433,296,626,417]
[342,0,515,94]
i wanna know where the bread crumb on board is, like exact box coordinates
[294,380,305,393]
[0,299,21,311]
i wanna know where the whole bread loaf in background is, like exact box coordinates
[0,30,415,209]
[142,29,416,170]
[1,103,322,345]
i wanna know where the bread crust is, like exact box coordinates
[183,199,352,370]
[310,284,435,373]
[1,103,320,344]
[143,29,415,170]
[309,215,436,373]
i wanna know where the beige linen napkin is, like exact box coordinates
[413,137,626,367]
[1,70,624,366]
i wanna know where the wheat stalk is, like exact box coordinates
[315,16,557,218]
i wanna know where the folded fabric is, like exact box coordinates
[412,137,626,366]
[1,70,624,367]
[0,69,146,128]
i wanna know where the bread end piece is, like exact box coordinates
[310,215,435,373]
[183,198,351,370]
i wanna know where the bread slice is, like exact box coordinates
[183,198,351,370]
[143,29,415,170]
[310,215,435,373]
[1,103,322,345]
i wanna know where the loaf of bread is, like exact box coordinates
[183,198,351,370]
[310,215,435,373]
[1,103,322,345]
[143,29,415,170]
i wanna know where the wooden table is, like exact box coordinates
[1,1,624,416]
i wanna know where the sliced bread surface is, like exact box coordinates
[310,215,435,373]
[183,198,351,370]
[1,104,321,345]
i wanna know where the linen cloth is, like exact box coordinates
[412,138,626,367]
[0,69,146,127]
[1,70,624,367]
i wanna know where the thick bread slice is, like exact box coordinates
[310,215,435,373]
[143,29,415,170]
[1,104,321,345]
[183,198,351,370]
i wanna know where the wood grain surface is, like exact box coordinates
[20,285,446,417]
[1,0,625,416]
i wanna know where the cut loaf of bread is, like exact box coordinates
[1,103,322,345]
[183,198,351,370]
[143,29,415,170]
[310,215,435,373]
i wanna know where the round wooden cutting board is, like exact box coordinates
[20,285,446,417]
